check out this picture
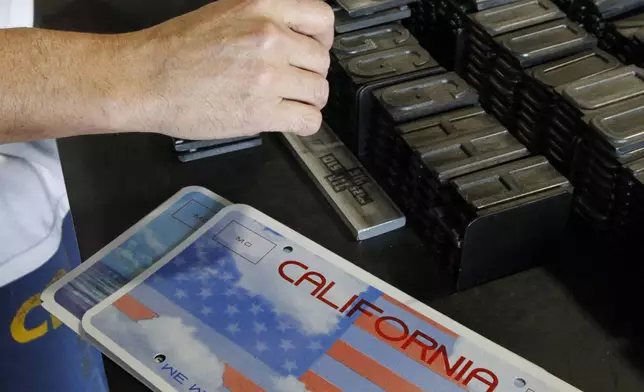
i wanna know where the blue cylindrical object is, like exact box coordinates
[0,213,109,392]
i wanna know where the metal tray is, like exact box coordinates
[548,116,578,145]
[587,95,644,156]
[351,48,444,156]
[373,72,479,123]
[343,45,437,83]
[521,87,550,109]
[451,155,571,210]
[495,55,525,78]
[468,32,495,53]
[554,103,583,128]
[177,137,262,162]
[496,19,597,68]
[173,135,259,152]
[547,136,574,162]
[545,144,571,171]
[558,65,644,115]
[529,49,621,88]
[518,92,544,112]
[329,45,443,156]
[336,0,418,17]
[283,123,406,240]
[466,64,485,89]
[517,117,541,142]
[332,23,416,60]
[548,122,576,150]
[471,0,564,37]
[487,94,513,122]
[416,128,529,183]
[468,47,492,71]
[489,73,517,99]
[518,98,542,119]
[452,155,573,290]
[515,116,540,143]
[334,5,412,34]
[397,106,502,143]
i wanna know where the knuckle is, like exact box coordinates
[253,20,281,49]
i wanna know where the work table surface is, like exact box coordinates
[39,1,644,391]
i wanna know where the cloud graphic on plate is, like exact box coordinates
[272,375,311,392]
[138,316,227,391]
[92,308,227,391]
[231,246,369,336]
[94,308,316,391]
[140,228,168,255]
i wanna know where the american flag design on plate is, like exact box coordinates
[84,207,570,392]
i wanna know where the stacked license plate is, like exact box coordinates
[41,188,584,392]
[567,0,644,37]
[601,10,644,65]
[570,93,644,230]
[405,0,523,70]
[367,71,480,193]
[551,65,644,190]
[469,15,596,131]
[332,1,413,33]
[365,72,572,289]
[463,0,565,93]
[382,106,519,209]
[520,49,621,173]
[325,21,445,156]
[172,136,262,162]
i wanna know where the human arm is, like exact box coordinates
[0,0,333,144]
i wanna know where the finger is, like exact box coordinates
[263,0,335,49]
[276,67,329,109]
[285,30,330,76]
[268,100,322,135]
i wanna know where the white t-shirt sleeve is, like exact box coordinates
[0,140,70,287]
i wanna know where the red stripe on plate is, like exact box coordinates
[113,294,158,321]
[328,340,424,392]
[300,370,343,392]
[223,363,265,392]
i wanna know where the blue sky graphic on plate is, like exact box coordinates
[145,233,372,379]
[54,191,225,318]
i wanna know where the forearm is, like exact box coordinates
[0,28,149,143]
[0,0,334,143]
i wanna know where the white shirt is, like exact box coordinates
[0,0,68,287]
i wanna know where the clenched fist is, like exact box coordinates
[0,0,334,143]
[128,0,334,139]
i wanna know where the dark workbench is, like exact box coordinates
[37,1,644,391]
